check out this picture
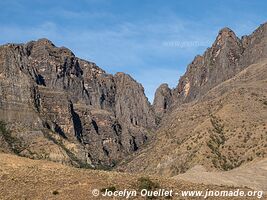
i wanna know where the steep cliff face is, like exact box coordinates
[1,22,266,171]
[240,23,267,67]
[175,23,267,102]
[114,72,155,129]
[0,39,155,167]
[175,27,243,102]
[154,23,267,111]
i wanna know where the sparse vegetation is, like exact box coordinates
[0,121,23,155]
[42,130,94,169]
[137,177,160,199]
[52,190,59,195]
[137,177,159,191]
[1,153,253,200]
[43,129,115,171]
[210,116,226,145]
[206,116,236,170]
[100,186,116,193]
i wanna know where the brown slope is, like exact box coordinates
[117,59,267,176]
[0,153,259,200]
[174,158,267,192]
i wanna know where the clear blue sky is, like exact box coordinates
[0,0,266,102]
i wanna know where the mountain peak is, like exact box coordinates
[218,27,234,34]
[214,27,239,46]
[24,38,75,58]
[35,38,55,47]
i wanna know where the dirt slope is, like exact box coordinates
[0,153,259,200]
[174,158,267,191]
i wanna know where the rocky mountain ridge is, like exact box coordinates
[0,38,155,168]
[153,22,267,118]
[0,22,266,173]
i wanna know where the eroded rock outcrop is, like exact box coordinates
[153,83,172,120]
[174,27,244,102]
[0,39,156,168]
[155,22,267,110]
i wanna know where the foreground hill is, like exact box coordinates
[0,153,261,200]
[175,157,267,192]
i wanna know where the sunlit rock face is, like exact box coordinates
[156,23,267,108]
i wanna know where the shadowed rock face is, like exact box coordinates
[153,83,172,120]
[0,39,156,167]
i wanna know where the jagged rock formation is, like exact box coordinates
[155,23,267,108]
[153,83,172,120]
[0,39,155,168]
[118,23,267,176]
[182,23,267,99]
[174,27,244,102]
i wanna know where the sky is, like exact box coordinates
[0,0,266,102]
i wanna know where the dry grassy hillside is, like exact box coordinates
[118,60,267,177]
[0,153,258,200]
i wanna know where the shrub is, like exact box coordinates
[52,190,59,195]
[0,121,22,155]
[137,177,159,191]
[100,186,116,193]
[137,177,160,199]
[0,121,7,134]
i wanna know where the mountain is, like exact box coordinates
[0,39,155,168]
[153,23,267,117]
[117,23,267,175]
[0,21,267,187]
